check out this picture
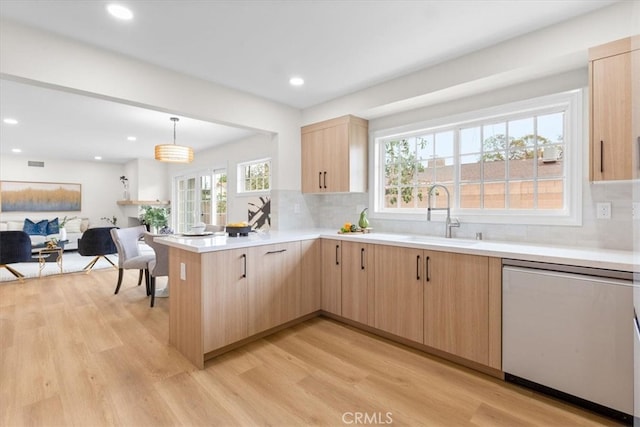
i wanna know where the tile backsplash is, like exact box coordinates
[275,180,637,251]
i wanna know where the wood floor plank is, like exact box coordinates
[0,269,625,427]
[21,394,68,427]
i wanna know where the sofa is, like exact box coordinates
[0,217,89,251]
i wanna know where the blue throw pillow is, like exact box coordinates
[47,217,59,235]
[24,218,49,236]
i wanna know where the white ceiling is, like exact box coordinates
[0,79,258,164]
[0,0,618,164]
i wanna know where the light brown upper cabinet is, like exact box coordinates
[301,115,368,193]
[589,36,640,181]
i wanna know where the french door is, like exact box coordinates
[174,168,227,233]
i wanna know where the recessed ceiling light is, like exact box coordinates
[127,136,137,141]
[11,148,22,153]
[289,77,305,87]
[107,4,133,20]
[94,156,103,160]
[3,118,18,125]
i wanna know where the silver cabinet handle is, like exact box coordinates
[600,140,604,173]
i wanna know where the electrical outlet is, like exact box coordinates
[293,203,301,214]
[596,202,611,219]
[180,262,186,280]
[633,202,640,220]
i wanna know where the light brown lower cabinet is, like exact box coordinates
[423,251,489,365]
[248,241,301,335]
[321,239,342,315]
[202,248,249,354]
[372,243,501,369]
[169,238,502,372]
[374,245,424,343]
[300,239,322,314]
[341,241,375,326]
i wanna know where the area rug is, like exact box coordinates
[0,251,119,282]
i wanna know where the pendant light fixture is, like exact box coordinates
[154,117,194,163]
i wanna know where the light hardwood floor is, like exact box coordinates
[0,269,622,426]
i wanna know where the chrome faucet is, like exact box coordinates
[427,184,460,238]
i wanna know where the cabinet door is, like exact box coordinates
[374,245,424,342]
[301,129,324,193]
[202,248,248,353]
[321,239,342,315]
[248,242,301,335]
[322,123,350,192]
[341,241,374,325]
[300,239,321,315]
[424,252,489,365]
[591,50,634,181]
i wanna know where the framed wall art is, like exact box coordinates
[0,181,82,212]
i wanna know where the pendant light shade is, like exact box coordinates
[155,117,194,163]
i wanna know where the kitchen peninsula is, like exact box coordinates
[156,231,635,371]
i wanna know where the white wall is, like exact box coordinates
[302,1,638,124]
[0,156,126,227]
[168,133,275,225]
[0,18,302,193]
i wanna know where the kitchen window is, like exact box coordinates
[373,90,582,225]
[238,158,271,194]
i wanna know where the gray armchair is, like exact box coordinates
[110,226,154,298]
[143,232,169,307]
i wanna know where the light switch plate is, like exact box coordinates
[632,202,640,220]
[596,202,611,219]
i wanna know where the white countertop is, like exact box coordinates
[155,229,637,272]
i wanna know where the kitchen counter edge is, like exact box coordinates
[155,229,637,272]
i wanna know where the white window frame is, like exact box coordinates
[237,158,271,195]
[371,90,583,226]
[173,167,227,233]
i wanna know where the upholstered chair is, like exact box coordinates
[143,232,169,308]
[0,231,32,282]
[77,227,118,272]
[110,226,155,297]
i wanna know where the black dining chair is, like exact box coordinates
[77,227,118,273]
[0,231,33,282]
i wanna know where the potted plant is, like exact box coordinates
[139,205,169,234]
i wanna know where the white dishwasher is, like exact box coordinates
[502,259,633,423]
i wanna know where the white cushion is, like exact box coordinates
[65,218,82,233]
[7,221,23,231]
[0,222,6,231]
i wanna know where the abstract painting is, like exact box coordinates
[0,181,82,212]
[248,196,270,231]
